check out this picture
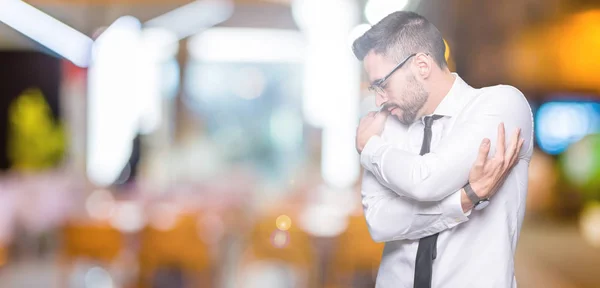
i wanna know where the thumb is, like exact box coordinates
[374,111,389,126]
[375,110,390,121]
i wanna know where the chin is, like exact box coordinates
[393,113,410,125]
[397,118,412,126]
[396,112,416,125]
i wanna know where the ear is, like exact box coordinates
[413,52,432,79]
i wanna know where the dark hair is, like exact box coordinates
[352,11,447,68]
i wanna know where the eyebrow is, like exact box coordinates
[369,53,418,87]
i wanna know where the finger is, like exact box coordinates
[368,111,376,118]
[508,138,524,168]
[375,111,389,124]
[489,159,513,197]
[493,139,526,195]
[475,138,491,168]
[495,123,506,160]
[376,109,390,117]
[519,138,525,150]
[510,138,525,167]
[504,128,521,168]
[360,113,375,124]
[499,158,515,186]
[492,138,525,196]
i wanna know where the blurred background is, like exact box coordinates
[0,0,599,287]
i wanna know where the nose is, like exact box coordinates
[375,93,387,108]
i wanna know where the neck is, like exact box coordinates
[420,71,456,116]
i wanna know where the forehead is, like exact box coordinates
[364,51,396,83]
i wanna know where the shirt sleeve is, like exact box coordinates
[360,85,533,202]
[361,171,470,242]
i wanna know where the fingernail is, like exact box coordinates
[483,139,490,145]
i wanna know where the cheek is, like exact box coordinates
[386,82,405,103]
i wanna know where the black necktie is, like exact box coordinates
[414,115,443,288]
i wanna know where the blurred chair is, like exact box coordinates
[238,211,318,288]
[137,213,212,288]
[0,244,6,268]
[326,215,383,288]
[61,221,123,263]
[60,221,124,287]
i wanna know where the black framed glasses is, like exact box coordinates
[368,53,417,96]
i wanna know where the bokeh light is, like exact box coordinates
[275,215,292,231]
[535,101,600,155]
[271,230,290,249]
[109,201,145,233]
[443,38,451,61]
[561,134,600,198]
[148,202,179,231]
[84,266,114,288]
[580,202,600,248]
[85,189,115,220]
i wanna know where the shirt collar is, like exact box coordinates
[432,73,469,118]
[417,73,471,126]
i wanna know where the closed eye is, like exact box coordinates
[372,79,383,87]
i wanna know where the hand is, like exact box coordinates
[469,123,524,199]
[356,111,389,154]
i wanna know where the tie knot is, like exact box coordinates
[424,115,443,129]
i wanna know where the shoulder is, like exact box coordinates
[471,84,532,114]
[458,84,534,132]
[479,84,527,105]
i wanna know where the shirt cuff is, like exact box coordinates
[440,190,470,229]
[360,135,388,173]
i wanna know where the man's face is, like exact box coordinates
[364,51,428,125]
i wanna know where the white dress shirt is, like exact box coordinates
[360,74,534,288]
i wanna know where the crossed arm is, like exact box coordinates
[359,86,533,242]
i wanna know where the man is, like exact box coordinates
[353,11,533,288]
